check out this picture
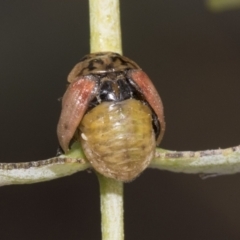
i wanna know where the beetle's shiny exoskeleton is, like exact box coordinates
[57,52,165,181]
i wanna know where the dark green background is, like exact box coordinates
[0,1,240,239]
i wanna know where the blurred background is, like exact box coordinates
[0,0,240,239]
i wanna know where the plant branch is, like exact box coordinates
[98,173,124,240]
[0,142,88,186]
[89,0,122,53]
[151,145,240,177]
[89,0,124,239]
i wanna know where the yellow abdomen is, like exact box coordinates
[79,98,155,182]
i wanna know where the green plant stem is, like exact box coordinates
[97,173,124,240]
[89,0,124,239]
[89,0,122,53]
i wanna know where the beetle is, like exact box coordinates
[57,52,165,182]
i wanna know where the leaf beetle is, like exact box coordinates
[57,52,165,181]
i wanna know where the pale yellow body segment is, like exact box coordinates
[79,99,155,181]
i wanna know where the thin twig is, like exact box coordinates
[89,0,124,239]
[98,173,124,240]
[89,0,122,53]
[151,145,240,177]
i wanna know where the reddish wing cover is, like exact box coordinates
[129,70,166,145]
[57,76,98,152]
